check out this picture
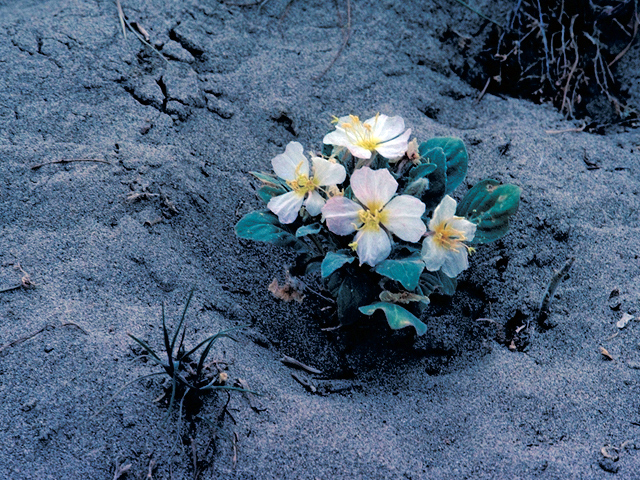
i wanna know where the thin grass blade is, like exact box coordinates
[161,303,173,364]
[171,288,195,354]
[180,325,248,361]
[163,373,178,427]
[127,333,166,366]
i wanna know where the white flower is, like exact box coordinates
[323,114,412,160]
[421,195,477,278]
[322,167,426,266]
[268,142,346,224]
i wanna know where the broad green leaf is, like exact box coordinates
[295,224,322,237]
[359,302,427,336]
[337,275,370,325]
[420,270,458,296]
[235,210,306,250]
[250,171,282,185]
[418,145,447,211]
[375,256,425,290]
[257,185,287,204]
[322,143,334,158]
[422,137,468,194]
[408,162,437,180]
[456,179,521,244]
[321,251,355,278]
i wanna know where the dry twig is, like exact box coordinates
[31,158,111,170]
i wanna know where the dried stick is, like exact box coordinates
[314,0,351,80]
[545,122,586,134]
[608,13,639,67]
[31,158,111,170]
[560,15,579,116]
[537,257,574,325]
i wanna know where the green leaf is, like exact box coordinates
[420,270,457,296]
[257,185,287,204]
[337,275,371,325]
[418,146,447,211]
[359,302,427,336]
[235,210,307,250]
[322,143,334,158]
[422,137,468,194]
[250,171,280,184]
[408,162,437,181]
[456,179,521,244]
[321,251,355,278]
[295,224,322,237]
[374,256,425,290]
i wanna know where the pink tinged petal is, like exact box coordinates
[354,227,391,267]
[350,167,398,210]
[304,190,325,217]
[381,195,427,242]
[376,129,412,159]
[451,217,477,242]
[311,157,347,186]
[440,248,469,278]
[267,191,305,224]
[421,236,446,272]
[428,195,458,231]
[271,142,309,181]
[322,197,362,235]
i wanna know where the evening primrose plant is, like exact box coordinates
[236,114,521,335]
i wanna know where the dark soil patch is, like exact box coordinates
[451,0,639,130]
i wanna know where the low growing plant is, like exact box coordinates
[96,289,252,423]
[236,114,521,335]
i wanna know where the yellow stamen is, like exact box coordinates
[348,241,358,251]
[340,113,382,152]
[433,220,468,252]
[356,203,388,232]
[286,161,319,195]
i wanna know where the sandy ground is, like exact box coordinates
[1,0,639,478]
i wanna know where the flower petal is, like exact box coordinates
[381,195,426,242]
[304,190,325,217]
[345,144,373,159]
[267,190,305,224]
[322,197,362,235]
[272,142,309,181]
[368,114,405,141]
[421,236,446,272]
[440,247,469,278]
[354,226,391,266]
[350,166,398,210]
[376,129,412,160]
[323,129,350,149]
[450,217,477,242]
[311,157,347,186]
[428,195,458,231]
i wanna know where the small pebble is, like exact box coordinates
[599,458,619,473]
[21,398,37,412]
[627,361,640,370]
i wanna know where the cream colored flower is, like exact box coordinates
[421,195,476,278]
[323,114,411,160]
[268,142,346,224]
[322,167,426,266]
